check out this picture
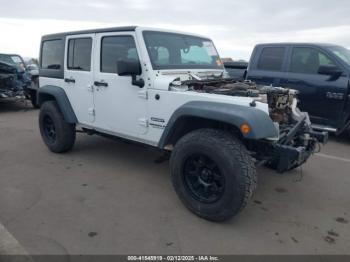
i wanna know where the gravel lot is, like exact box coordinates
[0,100,349,255]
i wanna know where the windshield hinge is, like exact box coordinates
[138,118,149,127]
[138,90,148,99]
[88,108,95,116]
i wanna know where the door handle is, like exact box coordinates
[94,81,108,87]
[64,78,76,83]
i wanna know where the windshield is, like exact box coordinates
[327,46,350,66]
[143,31,223,70]
[0,54,23,66]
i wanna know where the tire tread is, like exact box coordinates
[39,101,75,153]
[170,128,257,221]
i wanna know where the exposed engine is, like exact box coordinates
[171,78,303,125]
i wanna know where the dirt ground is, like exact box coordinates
[0,100,349,255]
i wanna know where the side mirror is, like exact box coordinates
[318,65,343,76]
[116,59,144,88]
[26,64,39,76]
[117,59,141,76]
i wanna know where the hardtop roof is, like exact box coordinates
[41,26,213,41]
[42,26,137,40]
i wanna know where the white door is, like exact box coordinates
[93,32,148,140]
[64,34,95,124]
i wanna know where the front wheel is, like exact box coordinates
[39,101,76,153]
[170,128,257,222]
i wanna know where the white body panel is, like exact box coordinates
[143,88,268,145]
[64,34,96,125]
[91,32,148,137]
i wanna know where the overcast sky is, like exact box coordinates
[1,0,350,60]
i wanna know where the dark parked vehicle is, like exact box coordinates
[223,61,248,80]
[0,55,30,100]
[25,63,40,107]
[0,53,38,107]
[225,43,350,135]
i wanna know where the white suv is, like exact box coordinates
[38,26,327,221]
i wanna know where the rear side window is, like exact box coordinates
[67,38,92,71]
[257,47,285,71]
[101,36,139,73]
[290,47,336,74]
[41,40,63,69]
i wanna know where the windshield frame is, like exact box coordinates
[142,31,224,70]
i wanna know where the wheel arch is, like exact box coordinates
[158,101,278,149]
[38,85,77,123]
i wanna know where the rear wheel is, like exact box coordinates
[39,101,76,153]
[170,128,257,222]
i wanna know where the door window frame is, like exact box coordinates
[256,46,287,72]
[96,33,142,75]
[286,46,340,76]
[64,34,95,73]
[67,37,93,72]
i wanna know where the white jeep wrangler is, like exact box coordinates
[38,26,327,221]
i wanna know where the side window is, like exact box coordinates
[319,53,335,67]
[41,40,63,69]
[101,36,139,73]
[67,38,92,71]
[290,47,336,74]
[257,47,285,71]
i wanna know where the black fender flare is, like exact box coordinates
[38,85,77,123]
[158,101,278,148]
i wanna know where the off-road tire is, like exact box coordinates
[39,101,76,153]
[170,128,257,222]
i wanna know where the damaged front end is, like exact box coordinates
[0,61,30,99]
[256,113,328,172]
[177,78,328,173]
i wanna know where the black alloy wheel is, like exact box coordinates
[43,115,56,144]
[183,154,225,204]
